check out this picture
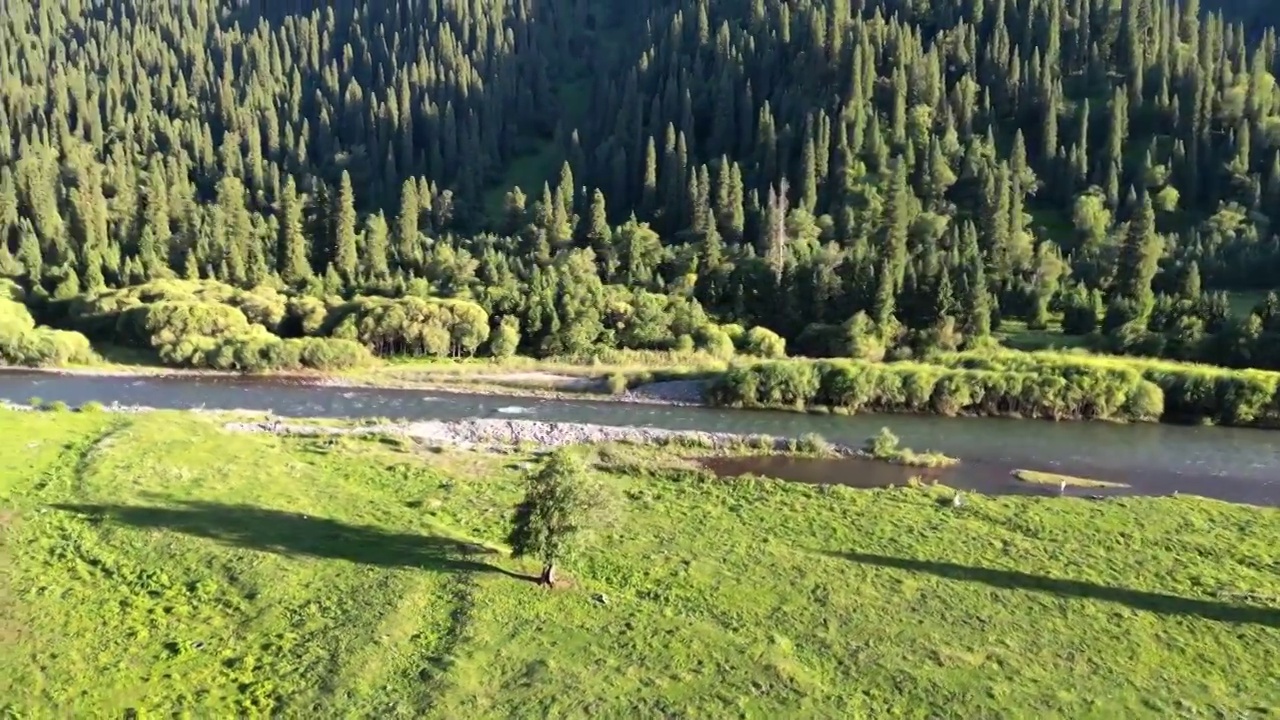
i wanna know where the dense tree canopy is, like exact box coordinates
[3,0,1280,367]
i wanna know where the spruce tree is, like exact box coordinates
[278,176,312,286]
[332,171,359,285]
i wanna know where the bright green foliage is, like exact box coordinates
[933,349,1280,427]
[712,357,1166,423]
[488,315,521,358]
[742,327,786,358]
[0,294,96,367]
[326,296,491,358]
[507,449,608,582]
[865,427,901,458]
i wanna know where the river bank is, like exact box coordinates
[3,366,1279,492]
[7,397,1276,506]
[0,364,712,406]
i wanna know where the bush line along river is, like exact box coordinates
[3,370,1278,506]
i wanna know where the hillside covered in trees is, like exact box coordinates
[3,0,1280,369]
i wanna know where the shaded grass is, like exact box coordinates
[1,409,1278,716]
[1227,290,1271,320]
[995,317,1090,352]
[1013,469,1130,489]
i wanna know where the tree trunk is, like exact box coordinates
[539,563,557,587]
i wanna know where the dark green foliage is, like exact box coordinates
[0,0,1277,375]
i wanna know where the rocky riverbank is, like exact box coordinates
[225,416,854,455]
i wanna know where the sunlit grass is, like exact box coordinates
[2,409,1278,716]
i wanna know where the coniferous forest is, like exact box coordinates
[4,0,1280,376]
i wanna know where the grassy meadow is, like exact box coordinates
[1,408,1279,717]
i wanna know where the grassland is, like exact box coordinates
[2,408,1279,717]
[993,317,1091,352]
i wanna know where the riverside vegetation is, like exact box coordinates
[8,273,1280,430]
[1,407,1278,716]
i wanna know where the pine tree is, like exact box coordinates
[362,212,391,283]
[332,170,359,285]
[881,159,910,291]
[395,178,422,270]
[214,176,250,287]
[582,190,613,275]
[1179,261,1202,302]
[278,176,312,286]
[1115,189,1162,319]
[873,258,896,330]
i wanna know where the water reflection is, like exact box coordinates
[702,455,1280,508]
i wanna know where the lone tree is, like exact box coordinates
[507,448,606,586]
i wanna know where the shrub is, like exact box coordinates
[694,325,736,360]
[710,355,1171,423]
[932,348,1280,427]
[796,432,834,456]
[605,373,629,395]
[323,295,491,357]
[865,427,900,458]
[489,315,521,358]
[283,295,329,337]
[742,327,786,358]
[0,297,97,367]
[79,401,105,413]
[843,312,887,362]
[0,278,24,302]
[295,337,372,371]
[42,400,69,412]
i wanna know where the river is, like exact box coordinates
[3,370,1279,505]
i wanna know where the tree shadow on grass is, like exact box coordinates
[55,501,538,582]
[824,551,1280,629]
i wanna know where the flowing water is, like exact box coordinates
[3,370,1279,505]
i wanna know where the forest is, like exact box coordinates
[2,0,1280,372]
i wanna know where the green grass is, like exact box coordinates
[2,409,1279,716]
[1226,290,1271,320]
[995,317,1090,352]
[1013,469,1130,489]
